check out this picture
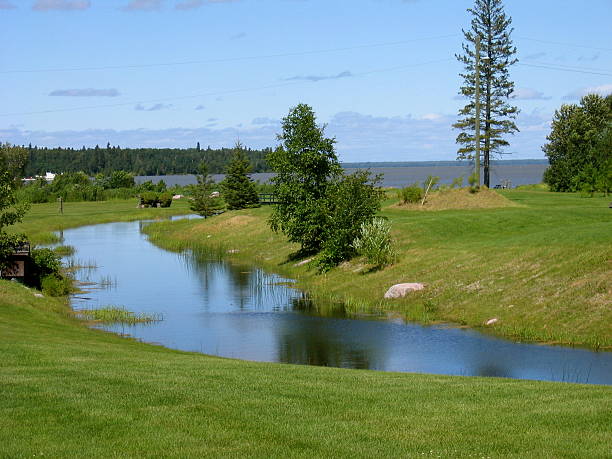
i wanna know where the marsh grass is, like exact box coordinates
[53,245,75,256]
[76,305,162,324]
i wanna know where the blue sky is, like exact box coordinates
[1,0,611,162]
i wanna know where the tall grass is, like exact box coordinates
[76,306,162,324]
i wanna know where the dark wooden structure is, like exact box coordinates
[1,242,31,279]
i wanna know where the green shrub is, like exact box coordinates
[398,185,423,204]
[31,248,62,277]
[41,274,72,297]
[352,217,396,268]
[158,192,173,208]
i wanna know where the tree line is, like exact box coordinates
[23,143,273,176]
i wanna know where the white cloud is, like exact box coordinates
[33,0,90,10]
[2,111,551,161]
[512,88,551,100]
[563,83,612,100]
[122,0,162,11]
[0,1,16,9]
[49,88,120,97]
[284,71,353,82]
[134,103,173,111]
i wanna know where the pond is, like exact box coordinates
[65,219,612,385]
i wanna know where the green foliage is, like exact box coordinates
[41,274,72,297]
[451,176,465,188]
[468,172,480,193]
[158,192,173,208]
[268,104,343,253]
[398,185,423,204]
[543,94,612,193]
[454,0,519,187]
[0,143,28,181]
[95,170,135,189]
[352,217,396,268]
[316,171,384,271]
[31,248,62,277]
[422,175,440,191]
[190,162,224,217]
[220,142,260,210]
[23,143,273,176]
[77,306,162,324]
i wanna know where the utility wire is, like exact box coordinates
[0,34,458,74]
[517,62,612,76]
[516,36,612,52]
[0,58,452,117]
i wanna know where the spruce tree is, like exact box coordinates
[220,142,260,210]
[190,162,224,218]
[454,0,519,187]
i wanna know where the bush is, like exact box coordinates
[316,171,384,272]
[158,192,173,208]
[352,217,396,268]
[41,274,72,296]
[398,185,423,204]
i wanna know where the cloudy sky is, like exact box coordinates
[1,0,610,162]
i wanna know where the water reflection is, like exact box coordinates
[64,220,612,385]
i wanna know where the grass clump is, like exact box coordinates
[77,306,162,324]
[398,184,423,204]
[352,217,396,268]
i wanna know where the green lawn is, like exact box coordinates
[1,194,611,456]
[11,198,192,244]
[1,281,611,457]
[144,190,612,348]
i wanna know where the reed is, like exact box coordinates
[76,306,162,324]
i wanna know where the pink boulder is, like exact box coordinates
[384,283,425,299]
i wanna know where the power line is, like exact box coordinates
[522,60,612,73]
[0,34,458,74]
[0,58,452,117]
[517,62,612,76]
[516,36,612,52]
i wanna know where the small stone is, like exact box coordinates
[34,293,44,298]
[293,257,313,267]
[384,283,425,299]
[227,249,239,254]
[485,318,499,326]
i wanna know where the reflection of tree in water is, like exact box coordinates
[277,316,386,370]
[473,362,512,378]
[183,251,299,311]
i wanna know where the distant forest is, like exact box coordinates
[23,143,274,176]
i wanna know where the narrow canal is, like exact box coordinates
[64,219,612,385]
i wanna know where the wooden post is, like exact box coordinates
[58,196,63,214]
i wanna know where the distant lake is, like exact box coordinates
[136,163,547,188]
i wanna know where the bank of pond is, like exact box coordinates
[62,219,612,385]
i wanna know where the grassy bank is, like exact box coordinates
[11,198,191,244]
[1,280,611,457]
[144,190,612,348]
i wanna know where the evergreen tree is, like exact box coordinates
[189,162,224,218]
[454,0,519,187]
[220,142,260,210]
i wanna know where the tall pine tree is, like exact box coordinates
[220,142,260,210]
[454,0,519,187]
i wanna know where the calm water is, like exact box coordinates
[66,220,612,385]
[136,163,548,189]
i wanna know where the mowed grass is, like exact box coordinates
[1,280,611,457]
[144,190,612,348]
[11,198,192,244]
